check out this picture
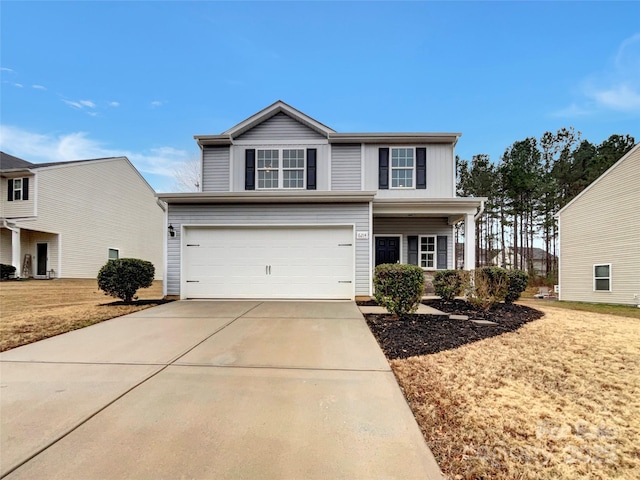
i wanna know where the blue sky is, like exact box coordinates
[2,1,639,192]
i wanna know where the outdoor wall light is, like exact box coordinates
[168,224,175,237]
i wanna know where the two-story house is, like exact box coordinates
[1,152,164,279]
[158,101,484,299]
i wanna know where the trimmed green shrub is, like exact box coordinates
[433,270,469,301]
[0,264,16,280]
[468,267,509,311]
[373,263,425,316]
[97,258,155,303]
[506,270,529,303]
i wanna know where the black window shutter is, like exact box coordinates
[407,236,418,265]
[22,177,29,200]
[7,179,13,202]
[245,149,255,190]
[437,236,448,269]
[416,148,426,189]
[306,148,317,190]
[378,148,389,189]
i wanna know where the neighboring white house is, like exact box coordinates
[1,152,165,279]
[158,101,485,300]
[557,142,640,306]
[489,247,557,277]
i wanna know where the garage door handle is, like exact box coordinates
[338,280,352,283]
[266,265,272,275]
[186,244,200,247]
[186,280,199,283]
[338,243,352,246]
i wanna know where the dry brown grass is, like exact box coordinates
[0,278,164,351]
[392,304,640,479]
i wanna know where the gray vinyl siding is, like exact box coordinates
[236,112,326,141]
[559,144,640,305]
[363,144,455,198]
[202,146,230,192]
[1,174,35,218]
[0,228,11,264]
[374,217,454,269]
[166,202,370,297]
[331,144,362,190]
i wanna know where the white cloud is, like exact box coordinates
[32,84,47,90]
[150,100,164,108]
[62,98,98,115]
[555,33,640,117]
[79,100,96,108]
[551,103,592,118]
[109,101,120,107]
[1,67,15,73]
[0,125,190,182]
[13,83,23,88]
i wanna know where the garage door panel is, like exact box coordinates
[183,226,354,299]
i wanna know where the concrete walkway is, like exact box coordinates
[0,300,443,480]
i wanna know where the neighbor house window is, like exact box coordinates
[7,177,29,201]
[594,264,611,291]
[108,248,119,260]
[257,149,305,189]
[419,235,436,269]
[391,148,414,188]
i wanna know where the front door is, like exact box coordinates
[375,237,400,266]
[36,243,48,276]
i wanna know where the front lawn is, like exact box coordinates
[365,301,640,480]
[0,278,165,351]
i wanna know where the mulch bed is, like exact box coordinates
[363,299,544,360]
[101,299,174,307]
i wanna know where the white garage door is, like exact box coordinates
[183,226,354,299]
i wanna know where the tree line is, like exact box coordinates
[457,129,635,282]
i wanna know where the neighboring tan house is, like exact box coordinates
[489,247,557,277]
[556,142,640,306]
[158,101,485,299]
[1,152,165,279]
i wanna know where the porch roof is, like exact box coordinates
[372,197,486,224]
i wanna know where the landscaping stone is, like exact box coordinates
[448,314,469,321]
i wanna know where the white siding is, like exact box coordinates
[236,112,326,141]
[0,174,35,218]
[363,144,455,198]
[23,159,164,279]
[202,146,230,192]
[19,230,59,277]
[331,144,361,190]
[559,145,640,305]
[167,203,370,297]
[374,217,454,268]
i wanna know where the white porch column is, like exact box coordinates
[464,213,475,270]
[11,227,21,277]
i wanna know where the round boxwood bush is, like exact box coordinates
[0,264,17,280]
[432,269,469,301]
[506,270,529,303]
[97,258,155,303]
[373,263,425,316]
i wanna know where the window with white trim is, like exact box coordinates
[13,178,23,200]
[594,264,611,291]
[419,235,436,269]
[108,248,119,260]
[257,148,305,189]
[391,148,414,188]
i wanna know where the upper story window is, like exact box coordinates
[7,177,29,201]
[391,148,414,188]
[257,148,305,189]
[379,147,426,190]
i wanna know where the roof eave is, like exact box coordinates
[157,190,377,204]
[329,133,462,145]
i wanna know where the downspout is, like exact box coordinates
[474,199,485,221]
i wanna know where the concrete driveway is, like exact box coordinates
[0,301,443,479]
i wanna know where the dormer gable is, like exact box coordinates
[224,100,334,140]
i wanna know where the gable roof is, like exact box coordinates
[556,142,640,217]
[194,101,462,147]
[1,151,34,170]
